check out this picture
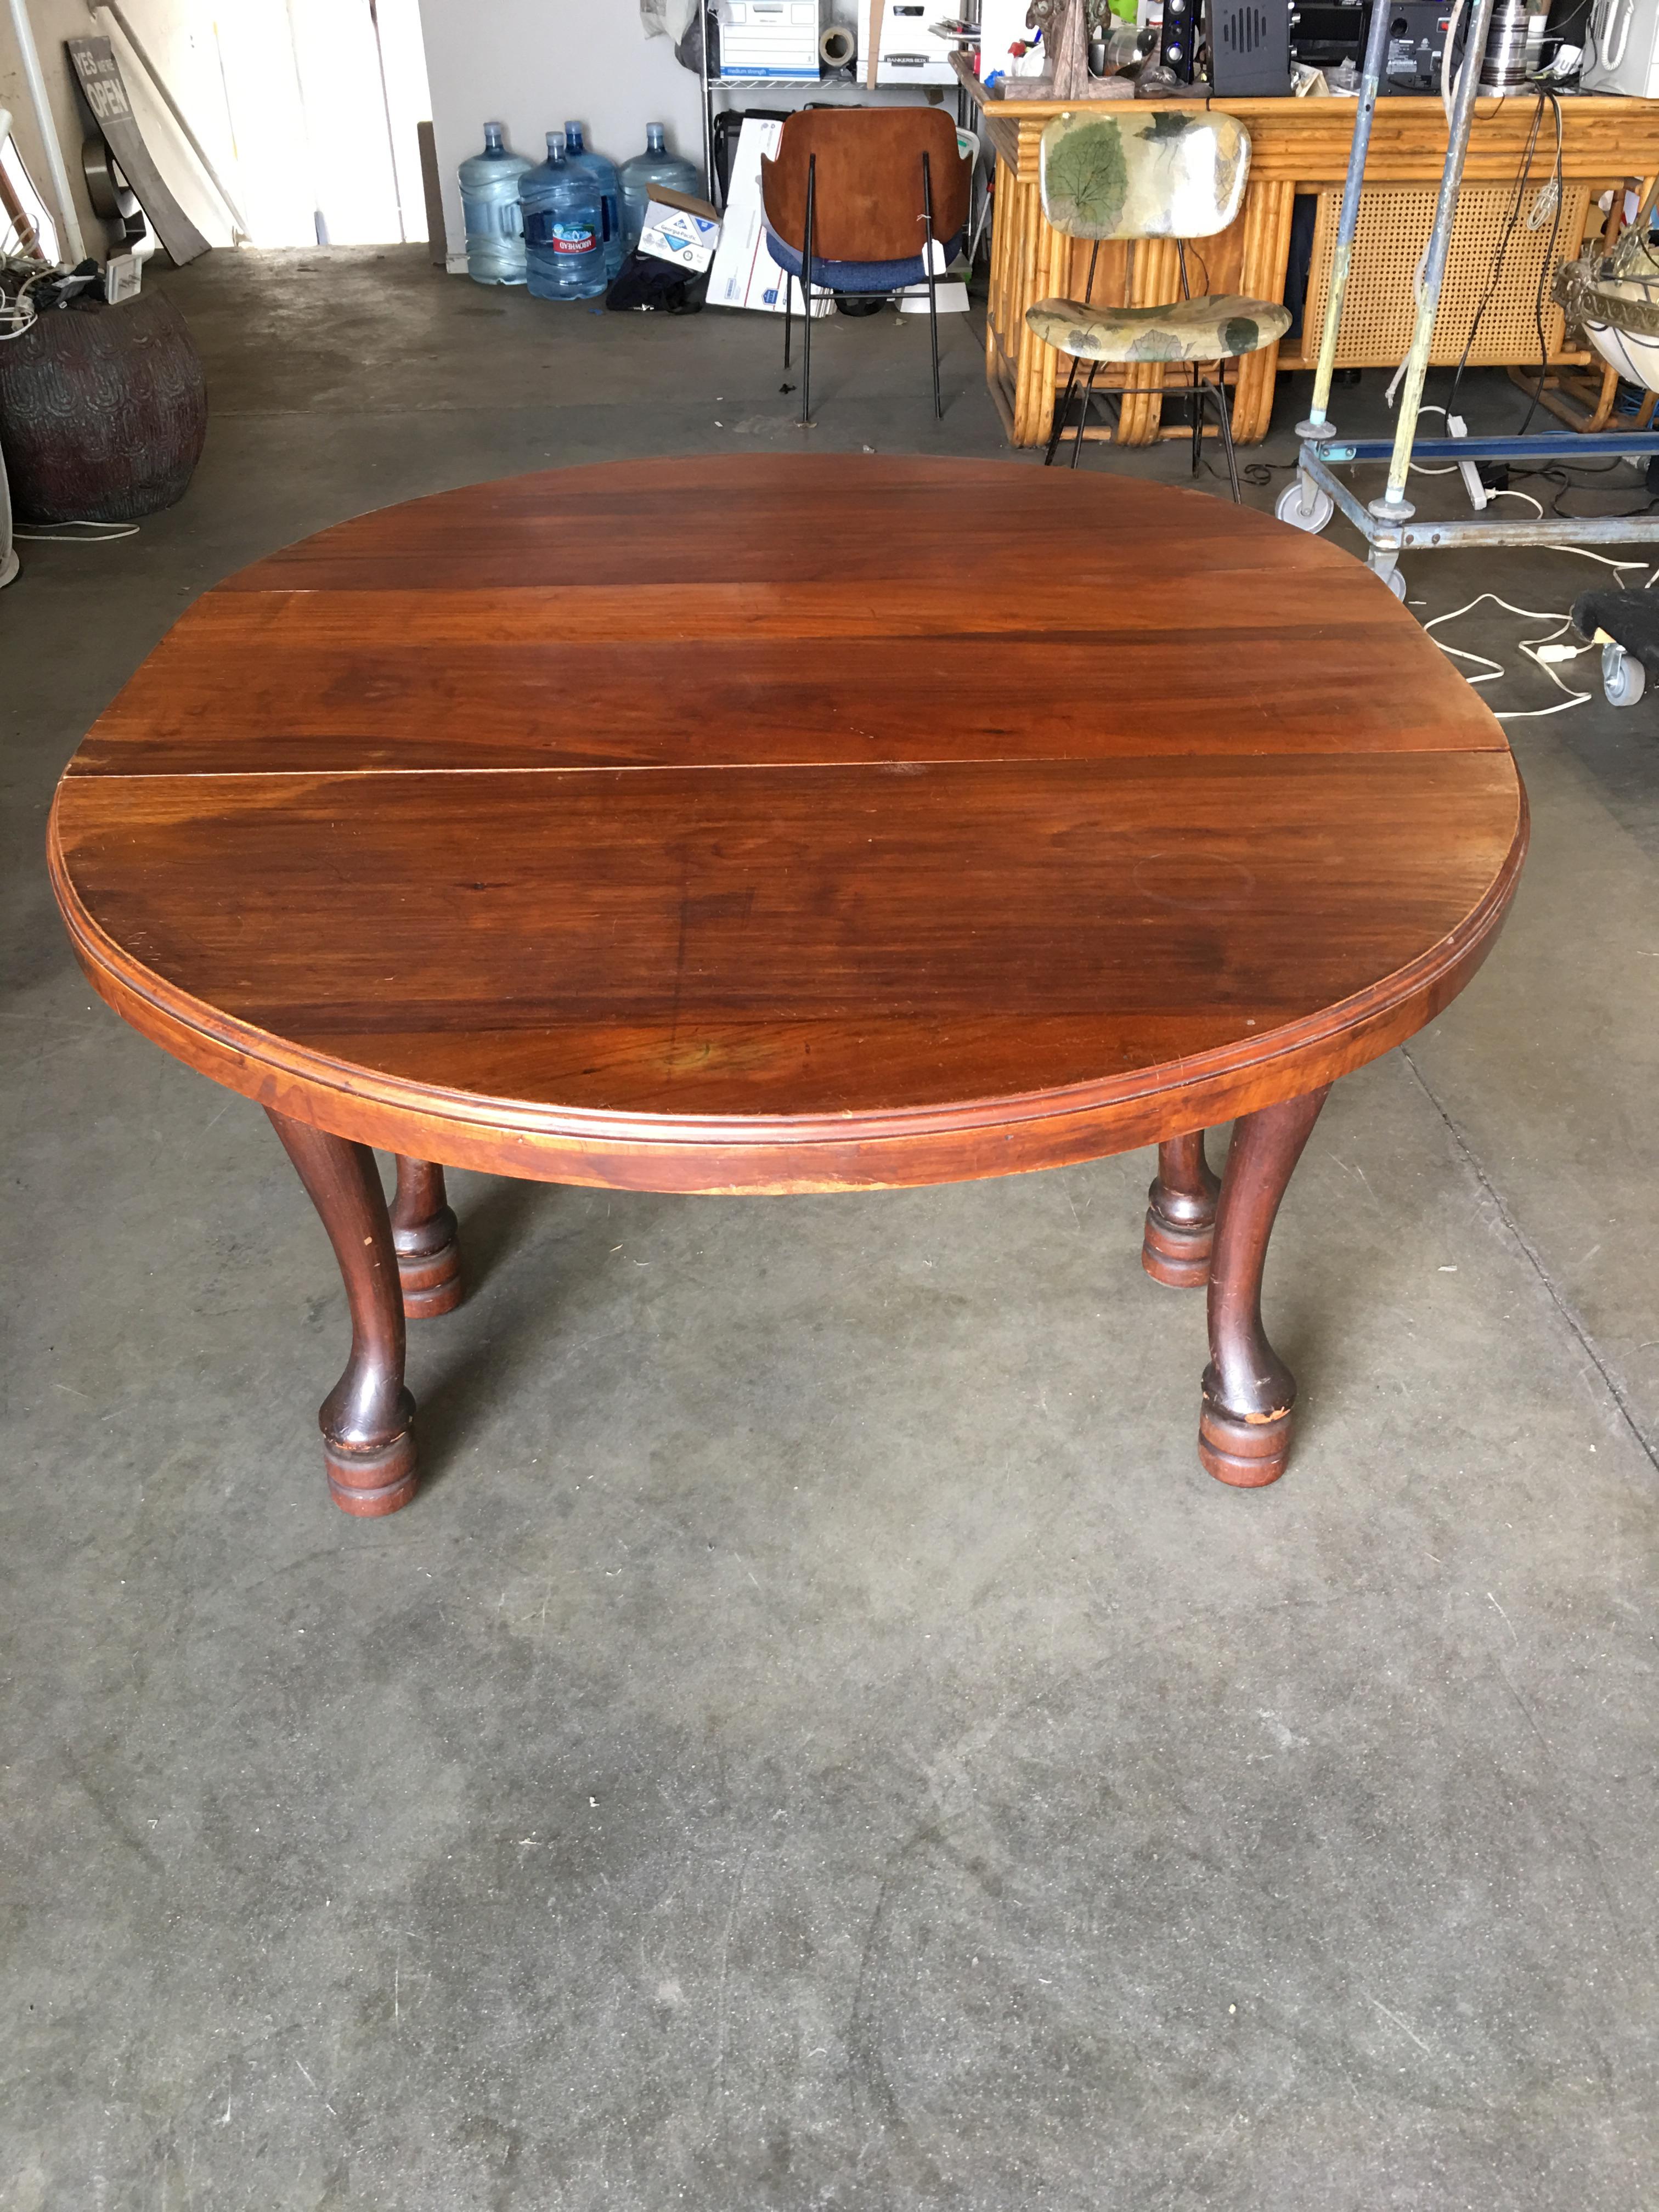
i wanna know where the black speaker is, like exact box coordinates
[1209,0,1291,91]
[1365,0,1458,92]
[1160,0,1199,80]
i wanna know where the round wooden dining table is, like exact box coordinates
[49,455,1526,1514]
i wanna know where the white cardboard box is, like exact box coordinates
[866,0,960,84]
[706,115,832,317]
[639,187,722,273]
[895,277,970,314]
[720,0,822,76]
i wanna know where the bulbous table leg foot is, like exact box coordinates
[1197,1087,1329,1489]
[391,1158,462,1318]
[1197,1400,1294,1488]
[1142,1131,1220,1288]
[267,1109,418,1516]
[322,1431,419,1517]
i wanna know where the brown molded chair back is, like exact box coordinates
[760,108,971,422]
[760,106,969,264]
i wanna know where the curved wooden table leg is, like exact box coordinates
[390,1158,462,1318]
[267,1110,417,1517]
[1198,1087,1329,1488]
[1142,1131,1220,1288]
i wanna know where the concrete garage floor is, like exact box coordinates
[4,246,1658,2210]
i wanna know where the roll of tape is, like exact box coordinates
[820,22,855,65]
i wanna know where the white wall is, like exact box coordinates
[416,0,705,271]
[110,0,243,247]
[0,0,102,256]
[0,0,253,254]
[1,0,941,269]
[108,0,434,247]
[415,0,946,271]
[0,0,432,259]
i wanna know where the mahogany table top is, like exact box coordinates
[48,454,1526,1193]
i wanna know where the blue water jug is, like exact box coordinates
[617,123,702,257]
[563,121,624,283]
[520,132,608,302]
[458,121,532,286]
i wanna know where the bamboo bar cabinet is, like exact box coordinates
[958,60,1659,448]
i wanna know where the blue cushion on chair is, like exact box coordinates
[765,228,965,293]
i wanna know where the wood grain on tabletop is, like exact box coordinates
[50,455,1526,1189]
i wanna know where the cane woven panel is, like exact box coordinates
[1303,183,1591,366]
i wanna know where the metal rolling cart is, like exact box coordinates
[1278,0,1659,682]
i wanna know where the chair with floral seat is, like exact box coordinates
[1025,108,1290,499]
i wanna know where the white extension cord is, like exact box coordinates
[12,520,140,542]
[0,265,50,343]
[1423,548,1656,718]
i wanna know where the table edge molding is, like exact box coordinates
[48,776,1529,1192]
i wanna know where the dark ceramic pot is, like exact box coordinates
[0,289,207,522]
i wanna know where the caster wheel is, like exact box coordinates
[1276,479,1333,534]
[1603,642,1645,707]
[1372,564,1407,600]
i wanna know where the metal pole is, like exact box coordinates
[5,0,87,264]
[800,151,815,427]
[699,2,715,206]
[1374,0,1498,517]
[922,148,941,419]
[1299,0,1393,437]
[366,1,406,245]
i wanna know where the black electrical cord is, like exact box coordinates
[1515,87,1566,436]
[1445,87,1548,417]
[1545,0,1594,46]
[1199,458,1297,488]
[1538,467,1656,518]
[1547,491,1659,517]
[1511,458,1630,484]
[1177,239,1212,298]
[1500,450,1654,515]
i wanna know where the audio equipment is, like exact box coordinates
[1289,0,1366,74]
[1210,0,1293,90]
[1159,0,1199,79]
[1375,1,1455,90]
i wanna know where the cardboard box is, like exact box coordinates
[720,0,822,76]
[706,115,832,317]
[895,278,971,314]
[639,187,722,273]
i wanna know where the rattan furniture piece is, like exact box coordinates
[957,59,1659,448]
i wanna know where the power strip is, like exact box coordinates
[1447,414,1486,512]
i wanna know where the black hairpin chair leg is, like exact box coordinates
[1209,373,1242,503]
[1070,360,1101,469]
[1190,362,1204,478]
[1046,359,1081,466]
[1042,242,1098,468]
[800,153,816,427]
[922,149,941,420]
